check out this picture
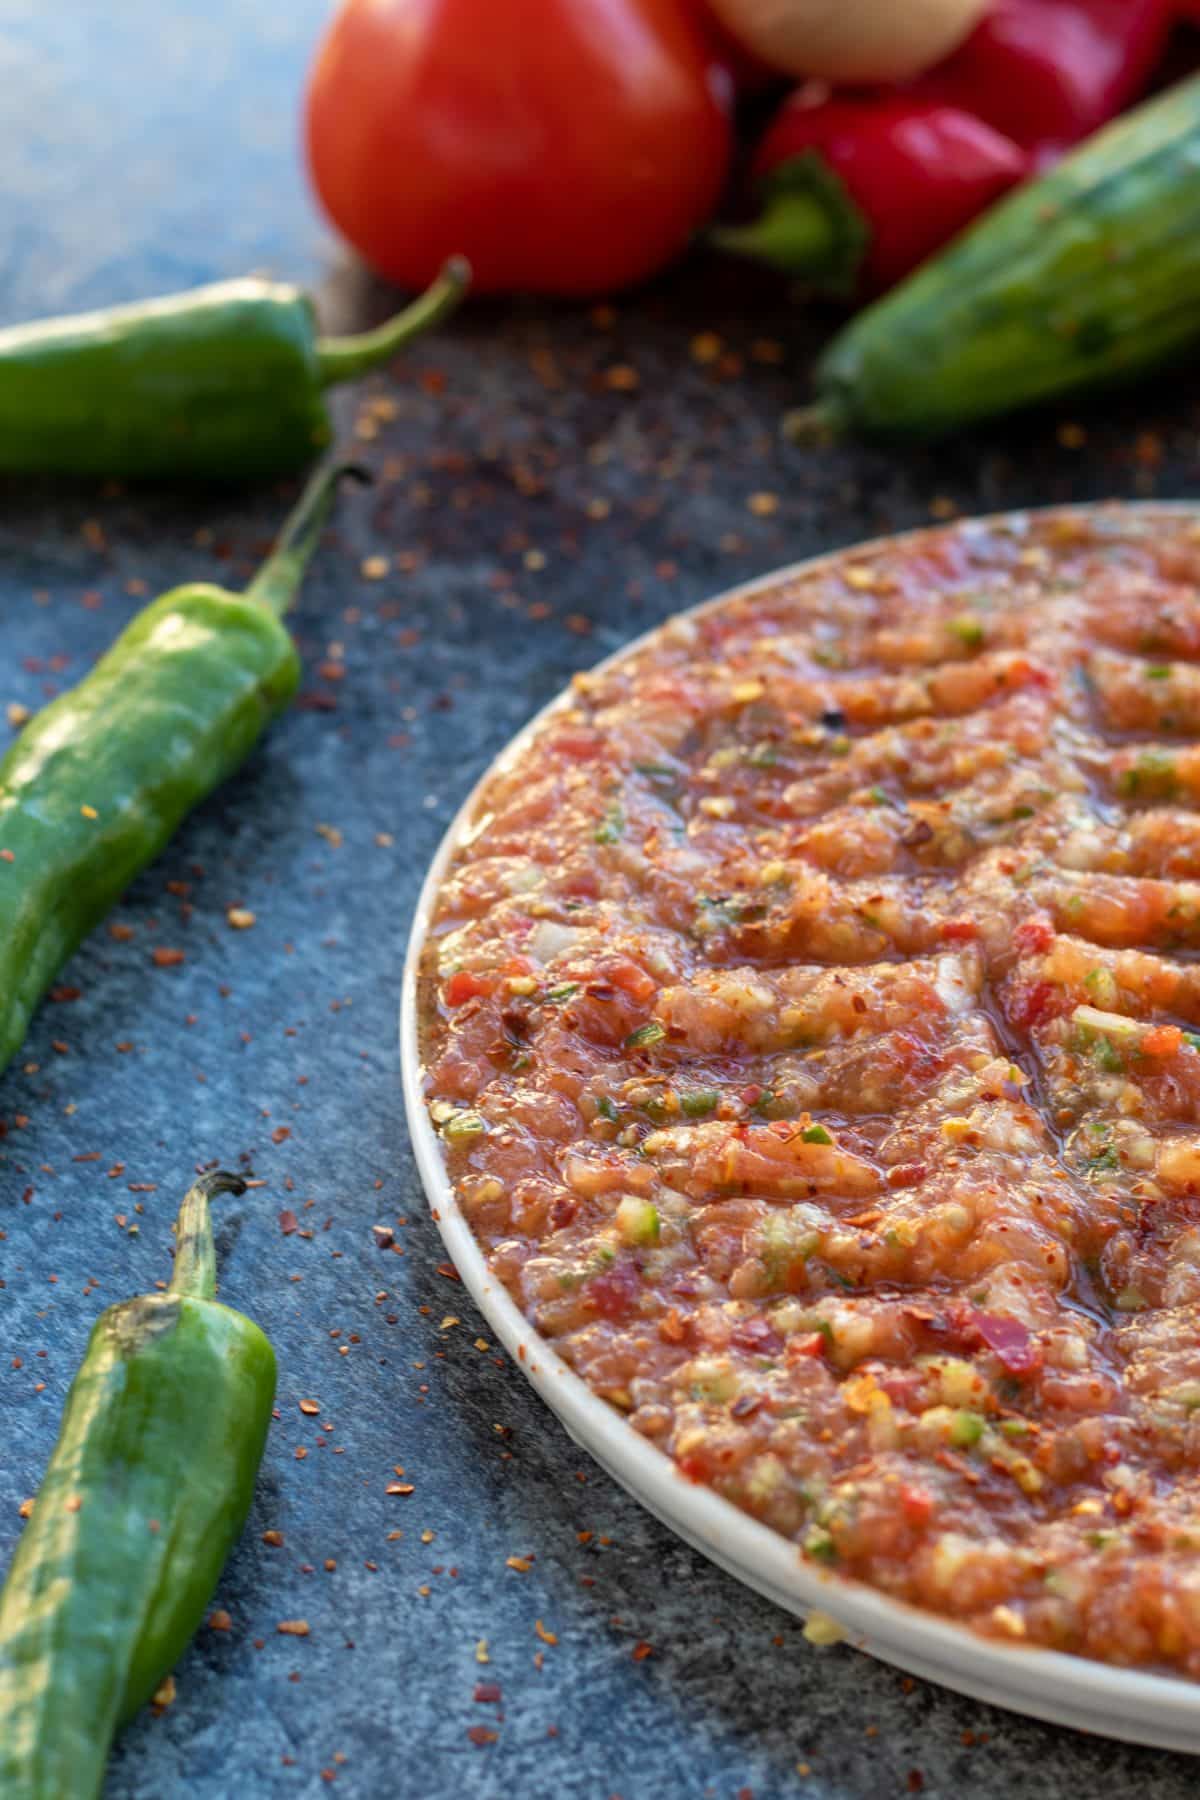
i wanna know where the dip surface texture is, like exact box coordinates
[420,508,1200,1674]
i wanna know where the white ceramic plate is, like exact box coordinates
[401,507,1200,1753]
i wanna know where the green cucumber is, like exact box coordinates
[789,76,1200,443]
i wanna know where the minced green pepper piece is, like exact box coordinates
[615,1196,661,1247]
[801,1123,833,1145]
[443,1112,487,1144]
[545,983,580,1003]
[681,1089,720,1118]
[625,1022,666,1051]
[804,1526,838,1563]
[594,800,626,845]
[950,1410,986,1449]
[1083,967,1119,1008]
[949,616,985,649]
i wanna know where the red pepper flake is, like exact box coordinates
[17,1497,34,1519]
[49,985,80,1002]
[506,1555,533,1573]
[208,1609,232,1632]
[227,907,256,931]
[1013,914,1055,956]
[278,1210,299,1236]
[271,1126,292,1145]
[436,1261,461,1282]
[298,1399,320,1416]
[444,969,491,1007]
[151,1674,176,1711]
[276,1620,310,1637]
[261,1530,285,1547]
[73,1151,102,1163]
[631,1641,653,1662]
[387,1482,415,1496]
[900,1484,935,1526]
[466,1727,498,1747]
[474,1682,502,1703]
[151,947,185,968]
[533,1619,557,1645]
[907,1774,925,1794]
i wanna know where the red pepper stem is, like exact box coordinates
[709,190,839,276]
[315,256,471,386]
[169,1170,248,1301]
[243,460,370,620]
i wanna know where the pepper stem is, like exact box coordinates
[709,192,837,275]
[315,256,472,387]
[707,152,869,298]
[169,1170,247,1301]
[243,460,370,619]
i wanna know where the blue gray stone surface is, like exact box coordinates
[4,4,1200,1796]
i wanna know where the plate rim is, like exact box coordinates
[400,500,1200,1751]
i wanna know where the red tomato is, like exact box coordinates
[305,0,734,296]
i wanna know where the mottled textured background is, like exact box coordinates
[4,4,1200,1796]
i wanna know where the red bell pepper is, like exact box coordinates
[910,0,1174,166]
[710,91,1028,297]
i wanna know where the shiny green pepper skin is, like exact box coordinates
[0,257,467,480]
[0,1172,277,1800]
[0,459,361,1078]
[0,583,298,1072]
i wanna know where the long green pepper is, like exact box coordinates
[0,255,468,479]
[0,458,363,1076]
[0,1170,277,1799]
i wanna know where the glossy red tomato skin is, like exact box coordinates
[305,0,734,297]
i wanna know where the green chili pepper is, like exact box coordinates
[0,256,468,479]
[0,1170,276,1799]
[0,458,362,1076]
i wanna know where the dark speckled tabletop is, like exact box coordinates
[5,6,1200,1796]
